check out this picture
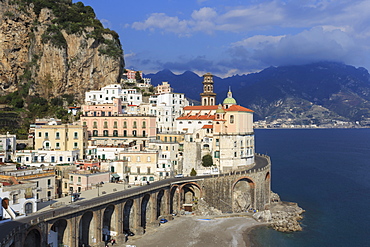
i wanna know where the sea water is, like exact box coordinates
[249,129,370,247]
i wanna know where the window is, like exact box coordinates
[56,142,60,149]
[93,121,97,128]
[113,130,118,137]
[137,156,141,162]
[142,130,146,137]
[56,132,60,139]
[142,121,146,128]
[216,139,219,146]
[74,132,78,139]
[103,130,108,137]
[147,156,151,162]
[137,167,140,174]
[113,121,117,128]
[133,121,137,128]
[48,179,51,186]
[38,132,42,137]
[83,122,86,126]
[74,142,78,149]
[230,115,234,123]
[78,177,81,182]
[214,151,220,158]
[123,130,127,137]
[59,156,63,162]
[123,121,127,128]
[45,132,49,138]
[147,167,151,174]
[132,130,137,137]
[103,121,108,128]
[25,202,33,215]
[93,130,98,136]
[13,194,19,204]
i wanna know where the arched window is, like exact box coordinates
[93,130,98,136]
[24,202,33,215]
[123,121,127,128]
[196,133,200,139]
[132,130,137,137]
[142,121,146,128]
[103,130,108,136]
[123,130,127,137]
[230,115,234,123]
[113,130,118,137]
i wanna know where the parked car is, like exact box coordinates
[160,218,168,224]
[175,174,184,178]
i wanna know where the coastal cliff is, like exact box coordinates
[0,0,124,102]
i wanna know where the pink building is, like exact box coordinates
[68,171,110,193]
[124,69,142,80]
[82,98,122,117]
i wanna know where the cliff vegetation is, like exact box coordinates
[0,0,125,137]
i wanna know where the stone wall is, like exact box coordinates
[201,156,271,212]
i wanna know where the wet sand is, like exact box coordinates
[122,215,267,247]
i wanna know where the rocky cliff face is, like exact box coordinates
[0,0,124,102]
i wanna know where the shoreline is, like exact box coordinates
[122,214,268,247]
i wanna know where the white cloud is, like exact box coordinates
[132,13,190,35]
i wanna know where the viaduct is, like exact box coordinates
[0,154,270,247]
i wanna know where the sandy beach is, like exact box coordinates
[122,215,267,247]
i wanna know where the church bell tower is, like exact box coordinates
[200,73,216,106]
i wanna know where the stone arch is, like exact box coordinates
[169,185,180,214]
[232,177,256,212]
[140,194,152,232]
[102,204,117,242]
[24,227,42,247]
[123,199,135,235]
[78,211,95,246]
[156,190,165,219]
[49,219,68,247]
[264,172,271,205]
[179,182,202,210]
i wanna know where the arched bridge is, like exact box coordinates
[0,154,270,247]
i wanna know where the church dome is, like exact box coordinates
[223,97,237,105]
[215,104,225,113]
[223,88,237,105]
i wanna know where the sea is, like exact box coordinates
[249,129,370,247]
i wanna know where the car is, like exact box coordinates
[175,174,184,178]
[160,218,168,224]
[123,230,135,236]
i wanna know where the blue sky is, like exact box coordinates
[73,0,370,77]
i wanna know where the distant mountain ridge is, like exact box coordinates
[146,62,370,124]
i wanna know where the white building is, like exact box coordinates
[0,133,16,162]
[14,149,80,167]
[148,82,189,133]
[85,84,143,107]
[0,181,37,220]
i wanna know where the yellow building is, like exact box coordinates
[34,124,88,159]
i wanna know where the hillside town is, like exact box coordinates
[0,70,255,222]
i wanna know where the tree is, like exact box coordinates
[202,154,213,167]
[135,71,142,82]
[190,168,197,176]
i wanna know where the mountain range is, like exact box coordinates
[146,62,370,124]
